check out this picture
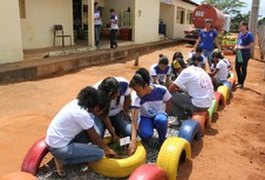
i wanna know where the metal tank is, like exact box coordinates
[192,4,225,30]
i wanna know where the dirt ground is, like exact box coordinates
[0,44,264,179]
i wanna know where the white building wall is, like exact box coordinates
[160,3,175,38]
[0,0,23,64]
[21,0,73,49]
[134,0,160,43]
[173,0,196,38]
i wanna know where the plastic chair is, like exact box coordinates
[53,24,72,47]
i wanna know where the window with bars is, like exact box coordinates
[176,7,185,24]
[186,11,192,24]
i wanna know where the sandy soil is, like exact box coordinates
[0,44,264,179]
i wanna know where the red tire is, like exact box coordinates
[129,164,168,180]
[21,138,49,175]
[213,92,225,110]
[192,111,208,134]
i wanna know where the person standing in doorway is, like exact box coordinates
[194,19,219,68]
[109,9,119,49]
[94,2,102,48]
[233,21,254,89]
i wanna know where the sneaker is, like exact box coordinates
[168,117,182,126]
[236,83,243,88]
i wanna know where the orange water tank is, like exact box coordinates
[192,4,225,30]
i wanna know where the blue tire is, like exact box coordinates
[178,119,202,143]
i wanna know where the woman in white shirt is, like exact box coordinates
[45,86,117,177]
[94,77,132,139]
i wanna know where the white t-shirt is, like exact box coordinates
[110,15,119,30]
[94,77,130,116]
[94,10,102,25]
[131,84,172,118]
[222,58,231,69]
[45,99,95,148]
[216,60,228,81]
[174,66,214,108]
[188,52,207,68]
[150,63,171,83]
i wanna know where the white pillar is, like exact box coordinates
[87,0,95,47]
[0,0,23,64]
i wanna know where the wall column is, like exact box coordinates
[87,0,95,47]
[0,0,23,64]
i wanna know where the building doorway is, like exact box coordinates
[73,0,83,42]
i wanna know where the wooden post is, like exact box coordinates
[249,0,260,58]
[134,53,139,66]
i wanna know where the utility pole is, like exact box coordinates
[249,0,260,58]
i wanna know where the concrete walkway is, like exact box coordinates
[0,39,181,84]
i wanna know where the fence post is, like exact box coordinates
[134,53,139,66]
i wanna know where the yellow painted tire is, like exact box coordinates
[217,86,229,104]
[90,138,146,178]
[156,137,191,180]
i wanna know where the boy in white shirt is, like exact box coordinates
[208,51,229,88]
[109,9,119,49]
[94,2,102,48]
[187,46,207,70]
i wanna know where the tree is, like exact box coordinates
[258,17,265,26]
[230,13,250,32]
[201,0,246,16]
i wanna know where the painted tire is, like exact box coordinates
[228,77,236,91]
[128,164,168,180]
[0,172,36,180]
[222,81,232,99]
[213,92,225,110]
[178,119,202,143]
[192,111,208,133]
[208,99,217,122]
[21,138,49,175]
[90,139,146,178]
[156,137,191,180]
[217,86,229,105]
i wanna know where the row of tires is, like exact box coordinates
[128,74,236,180]
[1,74,235,180]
